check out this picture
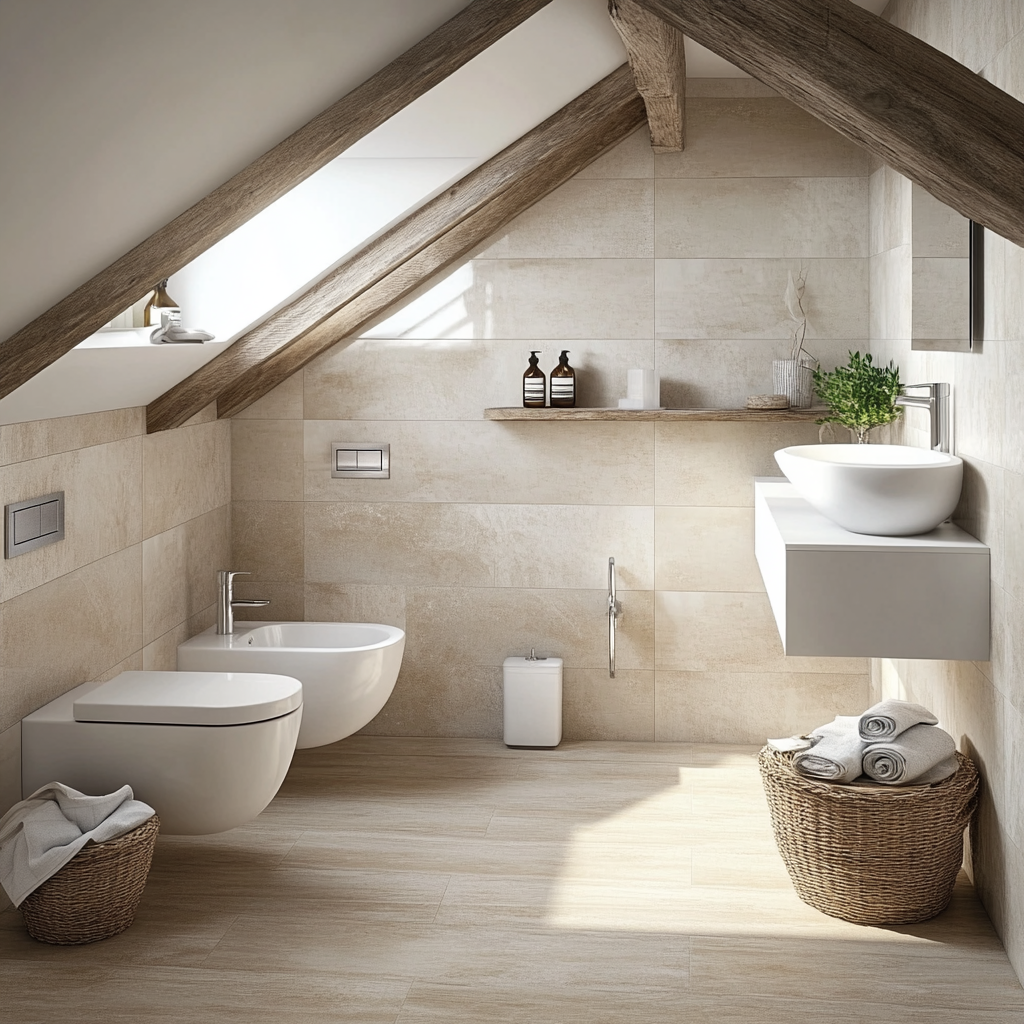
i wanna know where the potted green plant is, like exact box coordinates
[812,351,902,443]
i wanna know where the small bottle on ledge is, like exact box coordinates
[523,350,546,408]
[144,279,181,328]
[549,350,575,408]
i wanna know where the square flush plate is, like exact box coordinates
[5,491,65,558]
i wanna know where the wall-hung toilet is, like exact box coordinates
[21,671,302,835]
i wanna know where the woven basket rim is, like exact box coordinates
[758,747,978,801]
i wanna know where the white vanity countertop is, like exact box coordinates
[754,478,988,554]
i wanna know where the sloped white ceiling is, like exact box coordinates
[0,0,890,425]
[0,0,475,345]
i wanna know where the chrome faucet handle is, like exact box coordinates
[217,571,262,635]
[894,383,950,453]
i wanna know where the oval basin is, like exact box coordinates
[774,444,963,536]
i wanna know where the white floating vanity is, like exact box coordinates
[755,479,990,660]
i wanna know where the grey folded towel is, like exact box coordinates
[793,716,866,783]
[862,723,957,785]
[859,699,938,742]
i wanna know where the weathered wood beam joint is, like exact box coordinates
[146,66,645,430]
[0,0,555,402]
[609,0,686,152]
[633,0,1024,247]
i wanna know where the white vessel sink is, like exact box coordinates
[774,444,963,536]
[178,621,405,748]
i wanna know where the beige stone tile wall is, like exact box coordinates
[871,0,1024,983]
[234,87,872,747]
[0,405,231,818]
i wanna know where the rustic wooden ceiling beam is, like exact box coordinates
[0,0,555,403]
[608,0,685,152]
[145,66,644,429]
[633,0,1024,246]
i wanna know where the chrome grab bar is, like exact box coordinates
[608,557,622,678]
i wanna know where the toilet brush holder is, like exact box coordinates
[503,653,563,748]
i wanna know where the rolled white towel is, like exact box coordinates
[862,723,957,785]
[858,699,938,742]
[793,716,866,783]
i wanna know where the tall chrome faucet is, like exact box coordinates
[895,383,950,453]
[217,570,270,635]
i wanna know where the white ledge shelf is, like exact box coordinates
[484,407,828,422]
[754,479,990,661]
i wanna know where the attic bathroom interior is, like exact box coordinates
[1,0,1023,1019]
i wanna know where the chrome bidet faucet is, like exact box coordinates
[217,570,270,635]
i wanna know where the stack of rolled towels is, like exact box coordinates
[786,699,958,786]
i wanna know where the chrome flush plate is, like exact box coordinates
[331,442,390,479]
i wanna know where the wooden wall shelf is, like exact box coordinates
[484,407,827,422]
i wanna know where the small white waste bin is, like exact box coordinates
[503,653,563,748]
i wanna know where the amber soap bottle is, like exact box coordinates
[523,350,546,407]
[550,350,576,407]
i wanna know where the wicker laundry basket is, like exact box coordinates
[19,815,160,945]
[758,748,978,925]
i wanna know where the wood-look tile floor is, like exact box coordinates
[2,737,1022,1022]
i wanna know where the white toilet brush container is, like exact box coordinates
[503,652,563,748]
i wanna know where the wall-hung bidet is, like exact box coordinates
[21,670,302,834]
[178,619,405,748]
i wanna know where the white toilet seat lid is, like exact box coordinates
[73,671,303,726]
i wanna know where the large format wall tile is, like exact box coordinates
[0,545,143,731]
[655,258,868,341]
[304,503,653,591]
[0,408,143,466]
[654,507,762,593]
[403,586,655,673]
[143,419,230,537]
[232,501,304,583]
[654,670,870,743]
[563,669,656,742]
[361,259,655,340]
[869,247,912,342]
[305,503,497,588]
[655,591,866,675]
[869,166,912,257]
[654,422,820,507]
[0,436,142,602]
[360,660,504,738]
[303,420,655,505]
[655,178,868,259]
[574,126,653,180]
[231,419,302,502]
[475,180,653,259]
[304,338,654,421]
[142,505,230,644]
[304,583,407,630]
[232,374,304,420]
[655,98,869,180]
[142,604,216,672]
[656,338,854,411]
[952,0,1024,72]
